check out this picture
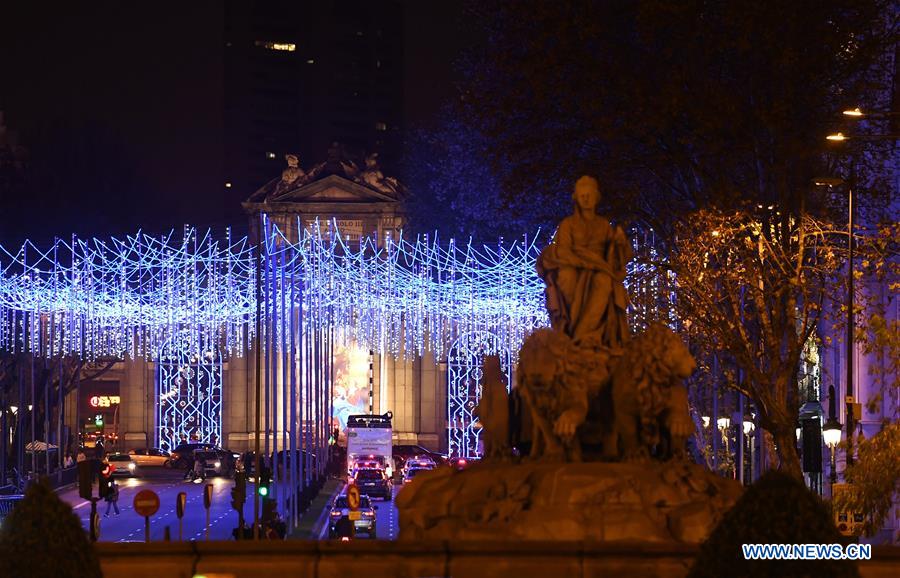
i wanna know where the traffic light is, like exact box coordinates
[257,465,272,497]
[94,414,104,427]
[77,460,95,500]
[231,472,247,511]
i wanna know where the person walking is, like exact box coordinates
[104,479,120,517]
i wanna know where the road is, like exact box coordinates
[58,467,401,542]
[58,468,247,542]
[317,482,401,540]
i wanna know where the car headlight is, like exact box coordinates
[214,461,221,468]
[128,463,135,471]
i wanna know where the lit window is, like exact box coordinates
[375,122,387,131]
[255,41,296,52]
[266,152,276,159]
[225,182,232,188]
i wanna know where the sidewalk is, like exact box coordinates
[288,478,344,539]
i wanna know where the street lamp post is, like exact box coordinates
[822,385,843,490]
[717,416,732,477]
[742,415,755,484]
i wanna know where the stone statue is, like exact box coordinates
[516,329,614,462]
[397,176,743,546]
[357,152,401,195]
[537,176,632,347]
[473,356,510,460]
[272,154,307,197]
[604,324,696,461]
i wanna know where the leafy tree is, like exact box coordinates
[0,480,102,578]
[833,422,900,537]
[460,0,894,234]
[402,108,565,242]
[667,207,851,478]
[689,470,859,578]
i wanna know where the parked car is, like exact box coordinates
[106,453,139,477]
[351,467,392,500]
[128,448,170,467]
[328,494,377,538]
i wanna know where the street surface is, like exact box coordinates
[317,482,401,540]
[58,468,248,542]
[57,467,401,542]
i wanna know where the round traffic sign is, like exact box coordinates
[347,483,360,510]
[133,489,160,517]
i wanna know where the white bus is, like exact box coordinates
[346,412,393,477]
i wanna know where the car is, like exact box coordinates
[169,444,234,471]
[192,450,234,477]
[106,453,139,477]
[392,445,444,470]
[349,454,393,478]
[402,466,430,484]
[128,448,170,467]
[351,467,392,500]
[447,457,473,471]
[328,494,377,538]
[401,455,435,474]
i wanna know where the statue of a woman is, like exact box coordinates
[537,176,631,347]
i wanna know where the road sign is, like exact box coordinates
[133,490,160,517]
[347,483,360,511]
[204,484,213,509]
[176,492,187,518]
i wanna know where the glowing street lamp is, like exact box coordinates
[826,132,847,141]
[823,417,842,486]
[742,417,755,436]
[842,107,900,119]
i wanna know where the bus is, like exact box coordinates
[346,412,393,477]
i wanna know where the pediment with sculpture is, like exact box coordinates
[245,143,407,205]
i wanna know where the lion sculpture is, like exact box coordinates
[516,328,613,461]
[603,324,696,461]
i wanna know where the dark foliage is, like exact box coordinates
[0,480,102,578]
[688,470,859,578]
[458,0,895,237]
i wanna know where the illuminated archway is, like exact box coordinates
[446,331,513,459]
[155,337,222,453]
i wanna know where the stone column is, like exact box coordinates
[121,358,150,451]
[225,346,251,451]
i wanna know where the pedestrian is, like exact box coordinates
[104,479,120,517]
[64,453,75,468]
[76,449,86,463]
[192,453,206,482]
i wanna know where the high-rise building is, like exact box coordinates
[224,0,404,208]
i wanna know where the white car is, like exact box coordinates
[128,448,170,467]
[107,453,139,477]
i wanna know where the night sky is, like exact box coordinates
[0,1,462,247]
